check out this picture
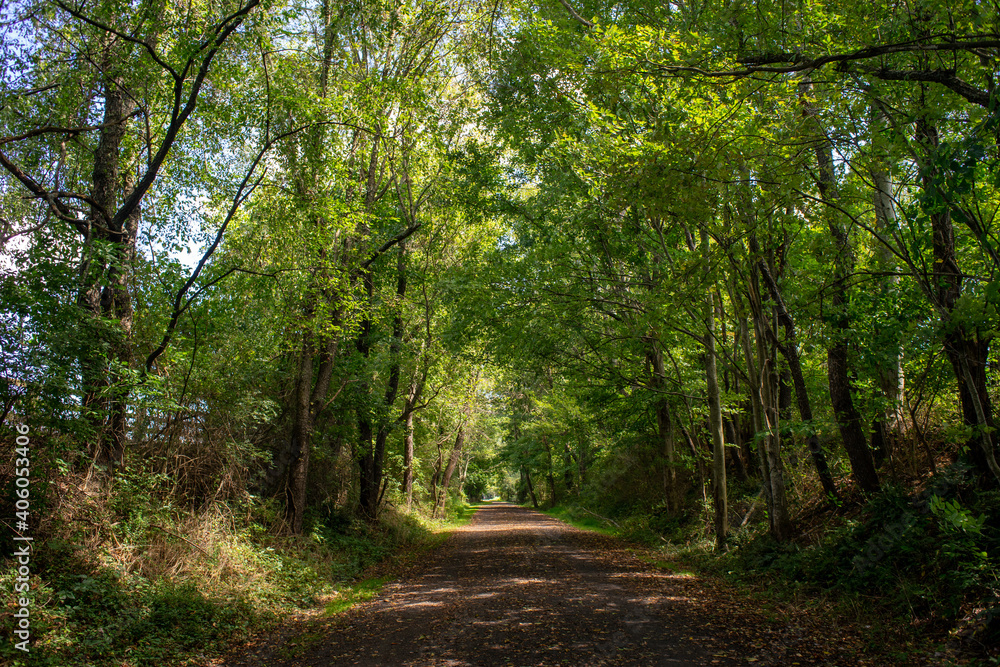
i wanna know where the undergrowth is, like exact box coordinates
[542,462,1000,665]
[698,467,1000,660]
[0,471,473,667]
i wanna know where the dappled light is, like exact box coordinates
[221,504,746,666]
[3,0,999,664]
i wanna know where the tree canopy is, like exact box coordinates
[3,0,1000,661]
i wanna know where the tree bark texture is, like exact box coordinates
[801,78,880,493]
[917,114,1000,483]
[434,425,466,518]
[703,229,728,551]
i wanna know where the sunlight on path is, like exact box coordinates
[223,502,746,666]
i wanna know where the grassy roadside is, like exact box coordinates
[320,500,481,618]
[538,504,618,537]
[0,481,482,667]
[233,500,484,665]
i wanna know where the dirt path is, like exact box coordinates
[222,503,754,666]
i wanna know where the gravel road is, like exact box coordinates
[224,502,748,666]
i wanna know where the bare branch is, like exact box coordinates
[862,67,990,107]
[111,0,262,234]
[0,148,87,234]
[647,37,1000,107]
[144,119,327,373]
[556,0,593,28]
[15,83,60,96]
[360,222,423,270]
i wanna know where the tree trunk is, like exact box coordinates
[523,465,539,508]
[737,412,755,479]
[282,16,347,532]
[660,405,679,507]
[801,78,880,494]
[753,299,792,540]
[563,442,575,492]
[756,256,839,500]
[402,302,431,512]
[649,341,678,511]
[541,435,558,507]
[725,419,748,482]
[403,405,416,511]
[738,312,773,522]
[703,229,728,551]
[286,334,315,533]
[458,456,470,492]
[825,220,881,493]
[738,281,792,541]
[825,219,881,493]
[827,342,880,492]
[80,57,137,471]
[916,113,1000,484]
[434,425,466,518]
[358,244,407,520]
[870,164,906,468]
[356,266,379,518]
[430,434,444,508]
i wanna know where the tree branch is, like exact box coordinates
[52,0,181,80]
[110,0,262,234]
[556,0,593,28]
[648,37,1000,108]
[360,222,423,270]
[0,148,87,234]
[0,112,140,146]
[863,67,990,107]
[144,120,325,373]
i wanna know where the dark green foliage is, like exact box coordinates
[124,582,254,662]
[463,471,489,502]
[708,474,999,626]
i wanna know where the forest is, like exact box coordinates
[2,0,1000,664]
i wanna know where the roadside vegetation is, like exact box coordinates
[4,0,1000,664]
[533,452,1000,665]
[0,459,478,667]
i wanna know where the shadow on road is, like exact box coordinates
[223,502,745,666]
